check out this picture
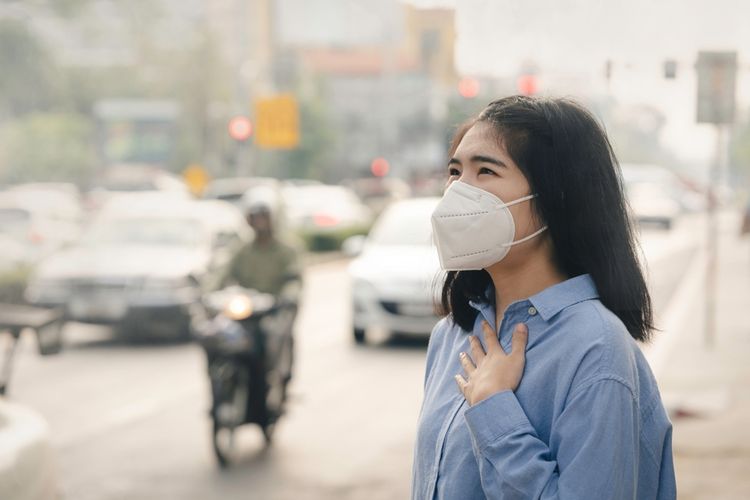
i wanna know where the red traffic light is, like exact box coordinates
[517,74,539,96]
[458,77,480,99]
[370,157,390,177]
[228,115,253,141]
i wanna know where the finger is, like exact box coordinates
[482,321,501,354]
[454,374,468,396]
[469,335,486,364]
[459,351,476,375]
[511,323,528,356]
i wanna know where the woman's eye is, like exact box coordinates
[448,168,461,177]
[479,167,497,175]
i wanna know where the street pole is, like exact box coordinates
[695,50,737,349]
[705,124,724,348]
[234,0,250,176]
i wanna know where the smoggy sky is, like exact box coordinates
[409,0,750,168]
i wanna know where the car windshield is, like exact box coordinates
[82,217,203,247]
[367,201,436,246]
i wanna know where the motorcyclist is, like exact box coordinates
[211,189,301,426]
[219,189,302,302]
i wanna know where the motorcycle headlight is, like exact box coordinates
[223,295,253,321]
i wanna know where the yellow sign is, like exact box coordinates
[255,94,300,149]
[183,164,210,196]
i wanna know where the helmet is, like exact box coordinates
[241,185,277,217]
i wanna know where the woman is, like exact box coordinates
[412,96,676,499]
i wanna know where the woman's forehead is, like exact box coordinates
[454,122,511,159]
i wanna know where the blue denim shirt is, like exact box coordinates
[412,274,676,500]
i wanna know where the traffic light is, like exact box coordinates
[228,115,253,142]
[458,77,480,99]
[370,157,390,177]
[517,74,538,96]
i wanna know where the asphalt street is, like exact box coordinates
[9,213,704,500]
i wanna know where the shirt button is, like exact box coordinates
[528,306,538,316]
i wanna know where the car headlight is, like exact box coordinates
[223,295,253,321]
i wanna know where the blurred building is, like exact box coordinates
[280,2,459,179]
[2,0,460,180]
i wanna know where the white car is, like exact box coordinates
[25,195,249,340]
[625,181,682,230]
[347,197,443,344]
[0,187,84,261]
[282,184,373,234]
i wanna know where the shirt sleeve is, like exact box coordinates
[463,377,639,500]
[216,246,243,289]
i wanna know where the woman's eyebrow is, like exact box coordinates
[471,154,507,168]
[448,155,508,168]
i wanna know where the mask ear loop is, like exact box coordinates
[502,225,549,247]
[498,193,537,209]
[497,193,547,247]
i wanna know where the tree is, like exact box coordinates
[0,19,60,119]
[0,113,96,184]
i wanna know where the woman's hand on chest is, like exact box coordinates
[454,321,528,406]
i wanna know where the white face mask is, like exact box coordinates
[431,181,548,271]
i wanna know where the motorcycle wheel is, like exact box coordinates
[266,336,293,420]
[211,362,248,468]
[212,420,234,468]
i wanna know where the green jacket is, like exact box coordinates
[220,237,301,297]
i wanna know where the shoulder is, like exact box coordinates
[552,299,640,397]
[426,315,451,352]
[425,316,460,362]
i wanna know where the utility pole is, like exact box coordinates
[695,50,737,348]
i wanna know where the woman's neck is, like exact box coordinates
[486,242,567,327]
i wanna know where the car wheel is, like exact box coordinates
[37,320,64,356]
[353,327,366,344]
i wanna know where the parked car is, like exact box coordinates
[347,197,442,344]
[283,184,373,251]
[202,177,283,208]
[0,187,84,261]
[85,164,191,212]
[343,177,412,216]
[620,163,685,230]
[0,234,34,304]
[25,195,249,340]
[625,181,682,230]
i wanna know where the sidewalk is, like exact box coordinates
[656,211,750,499]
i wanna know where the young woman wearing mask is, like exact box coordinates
[412,96,676,500]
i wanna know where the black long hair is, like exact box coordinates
[438,95,654,343]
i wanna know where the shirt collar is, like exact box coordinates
[469,274,599,322]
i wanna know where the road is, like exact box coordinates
[9,214,704,500]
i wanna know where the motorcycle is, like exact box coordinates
[192,286,296,467]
